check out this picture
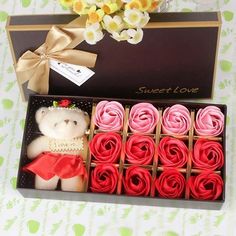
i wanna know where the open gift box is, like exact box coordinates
[6,12,221,101]
[17,95,227,209]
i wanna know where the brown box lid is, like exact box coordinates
[6,12,221,101]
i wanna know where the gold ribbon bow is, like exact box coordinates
[16,21,97,94]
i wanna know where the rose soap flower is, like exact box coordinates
[194,106,224,136]
[158,137,188,168]
[125,135,155,165]
[187,171,223,200]
[155,169,186,198]
[123,166,152,196]
[128,103,159,134]
[192,139,224,171]
[162,104,191,135]
[89,132,122,163]
[90,164,119,194]
[94,101,125,131]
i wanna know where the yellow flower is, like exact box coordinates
[139,0,152,11]
[116,0,124,9]
[124,9,143,27]
[73,0,89,15]
[88,6,105,24]
[147,0,160,12]
[102,2,119,14]
[111,30,129,42]
[103,15,123,33]
[125,0,142,10]
[60,0,74,8]
[83,23,104,44]
[127,28,143,44]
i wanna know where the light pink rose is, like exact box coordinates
[194,106,224,136]
[128,103,159,134]
[94,101,125,131]
[162,104,191,135]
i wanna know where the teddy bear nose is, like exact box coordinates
[64,119,69,124]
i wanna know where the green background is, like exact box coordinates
[0,0,236,235]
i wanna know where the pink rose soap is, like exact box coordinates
[128,103,159,134]
[194,106,224,136]
[162,104,191,135]
[94,101,125,131]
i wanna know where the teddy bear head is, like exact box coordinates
[35,107,90,140]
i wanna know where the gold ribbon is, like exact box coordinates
[16,18,97,94]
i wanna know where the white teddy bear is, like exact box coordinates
[24,100,90,192]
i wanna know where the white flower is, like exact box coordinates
[111,30,129,42]
[103,15,123,33]
[127,28,143,44]
[83,23,104,45]
[124,9,143,28]
[139,12,150,28]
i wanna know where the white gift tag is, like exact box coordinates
[49,59,95,86]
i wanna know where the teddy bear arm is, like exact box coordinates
[27,136,50,159]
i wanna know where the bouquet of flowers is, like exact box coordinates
[60,0,165,44]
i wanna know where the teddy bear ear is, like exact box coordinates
[35,107,48,124]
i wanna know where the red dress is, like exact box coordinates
[23,152,87,180]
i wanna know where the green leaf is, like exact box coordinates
[214,213,225,227]
[189,215,198,224]
[2,99,14,109]
[121,206,133,219]
[4,217,17,230]
[16,141,22,149]
[20,119,25,129]
[76,203,86,215]
[143,212,150,220]
[219,82,225,90]
[145,230,152,236]
[96,225,107,236]
[0,135,7,144]
[0,156,4,166]
[73,224,85,236]
[226,116,230,125]
[30,200,41,212]
[97,208,104,216]
[168,209,179,222]
[70,104,76,108]
[221,43,232,54]
[220,60,232,72]
[5,81,16,92]
[119,227,133,236]
[27,220,40,234]
[7,66,14,74]
[182,8,192,12]
[6,201,14,209]
[21,0,32,7]
[223,11,234,21]
[0,11,8,22]
[41,0,49,8]
[163,231,179,236]
[50,220,62,234]
[53,101,58,107]
[10,177,17,189]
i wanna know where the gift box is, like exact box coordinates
[17,95,226,209]
[6,12,221,101]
